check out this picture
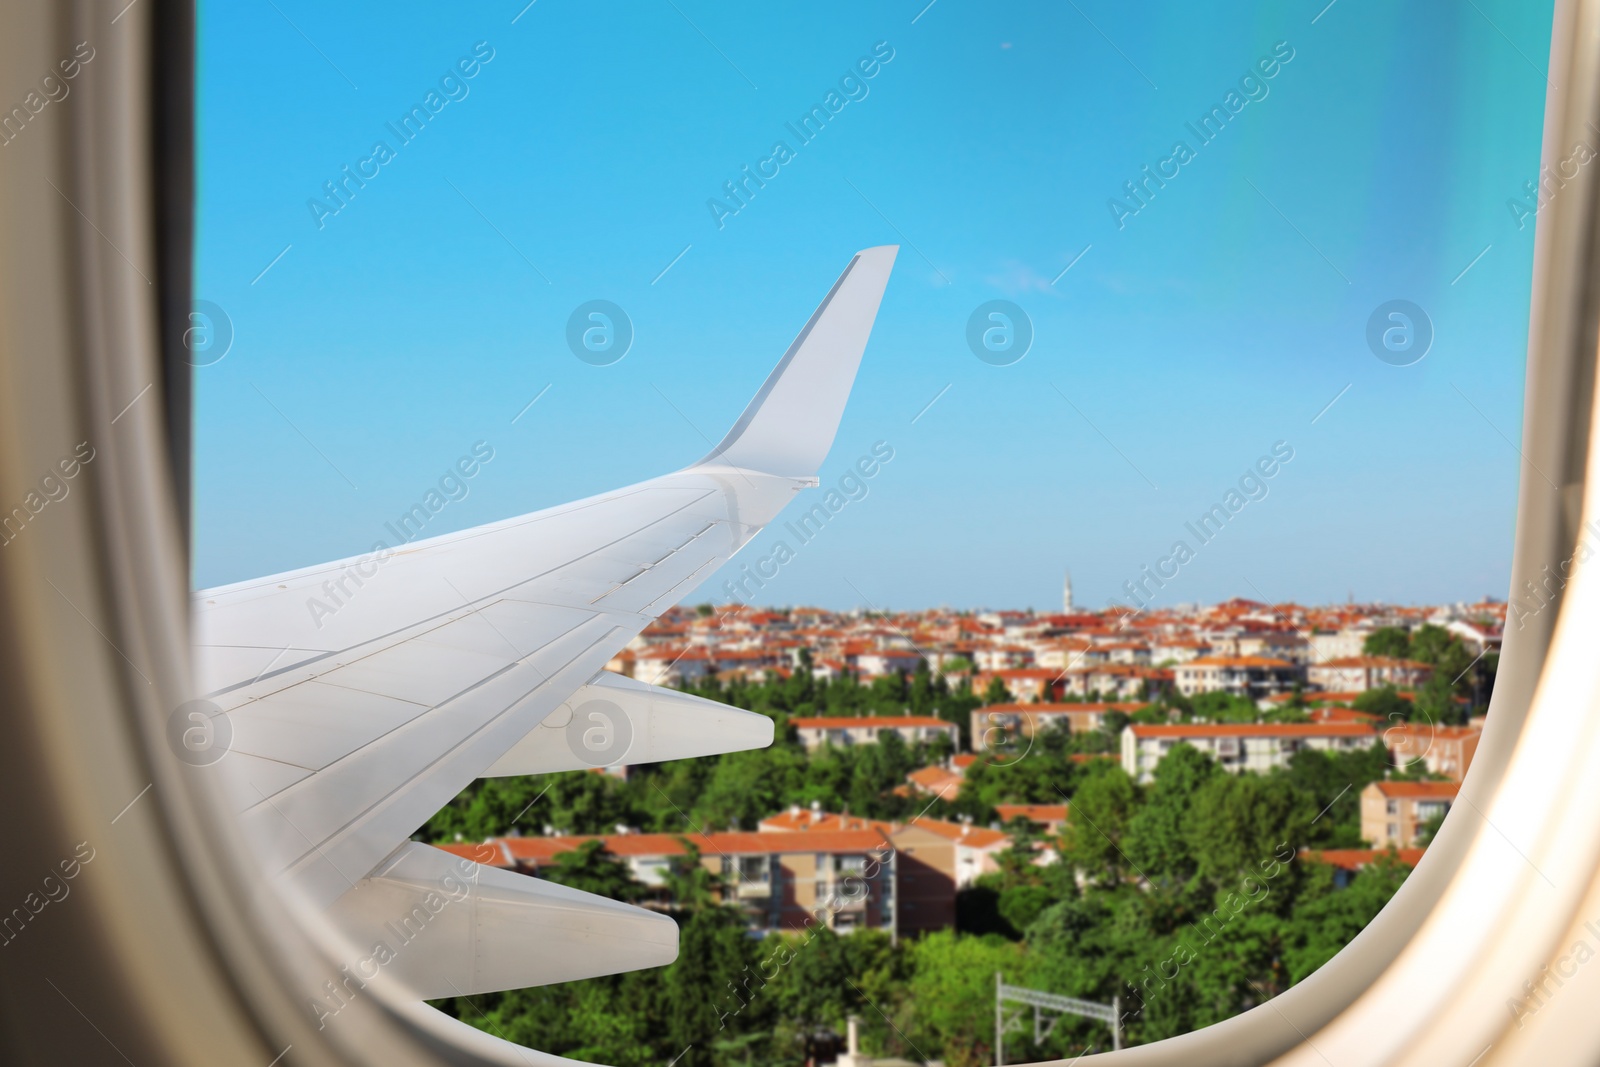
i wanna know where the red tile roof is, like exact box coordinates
[758,809,1009,849]
[980,702,1144,715]
[1314,656,1434,670]
[1181,655,1296,668]
[994,804,1068,823]
[492,828,892,862]
[791,715,952,730]
[1371,780,1460,799]
[1128,722,1378,739]
[1305,847,1425,870]
[1309,707,1382,724]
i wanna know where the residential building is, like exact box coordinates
[1306,656,1435,693]
[853,648,926,677]
[1172,655,1302,699]
[438,829,898,933]
[1149,639,1212,664]
[758,808,1010,931]
[626,645,710,686]
[969,702,1143,753]
[1121,722,1379,782]
[1311,627,1376,660]
[1235,632,1313,663]
[903,754,977,799]
[790,715,959,753]
[969,667,1059,702]
[1361,780,1459,847]
[973,646,1036,672]
[1385,724,1483,781]
[1057,664,1172,700]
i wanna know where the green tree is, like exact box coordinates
[1280,741,1388,848]
[906,931,1024,1067]
[983,675,1011,705]
[1405,624,1456,665]
[543,839,643,901]
[1061,766,1142,885]
[1413,671,1466,726]
[663,906,766,1066]
[1415,806,1449,847]
[764,927,855,1064]
[1184,773,1309,892]
[662,842,722,912]
[1353,685,1411,721]
[1283,855,1410,982]
[1126,743,1221,884]
[1362,627,1412,658]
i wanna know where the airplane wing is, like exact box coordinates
[189,246,898,1001]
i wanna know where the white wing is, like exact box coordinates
[190,246,897,1000]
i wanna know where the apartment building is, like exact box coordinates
[1306,656,1434,693]
[973,646,1036,671]
[969,702,1144,753]
[1303,628,1374,661]
[441,828,899,934]
[621,645,711,687]
[758,808,1010,932]
[1172,655,1303,699]
[1385,723,1483,781]
[1121,722,1379,782]
[1235,632,1313,663]
[1361,780,1458,847]
[853,647,926,677]
[1148,639,1212,664]
[969,667,1059,701]
[1057,664,1173,700]
[789,715,959,752]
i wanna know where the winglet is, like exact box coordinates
[695,246,898,479]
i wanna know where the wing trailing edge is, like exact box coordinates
[324,842,678,999]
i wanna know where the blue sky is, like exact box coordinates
[195,0,1555,612]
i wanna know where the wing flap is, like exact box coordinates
[324,843,679,999]
[485,671,775,776]
[239,618,626,906]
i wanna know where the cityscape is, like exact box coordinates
[422,577,1502,1066]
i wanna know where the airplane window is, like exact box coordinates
[192,1,1552,1063]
